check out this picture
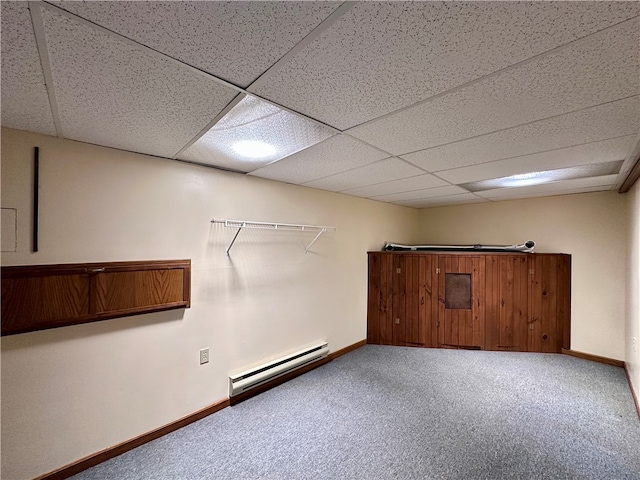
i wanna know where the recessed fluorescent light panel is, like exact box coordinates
[178,95,335,172]
[460,161,623,192]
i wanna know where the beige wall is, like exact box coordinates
[0,128,418,479]
[417,193,628,360]
[626,181,640,399]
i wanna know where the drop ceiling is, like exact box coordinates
[2,1,639,208]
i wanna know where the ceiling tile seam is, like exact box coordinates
[333,171,429,192]
[614,131,640,189]
[337,132,400,159]
[297,155,398,186]
[299,156,424,188]
[396,191,483,204]
[246,1,356,93]
[38,1,245,94]
[368,185,464,200]
[364,181,462,199]
[172,93,246,159]
[345,14,640,132]
[38,1,343,137]
[28,1,63,138]
[397,94,640,159]
[431,133,638,175]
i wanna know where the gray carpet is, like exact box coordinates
[71,345,640,479]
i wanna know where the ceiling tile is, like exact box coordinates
[251,2,639,130]
[476,175,617,199]
[341,174,450,198]
[1,2,56,136]
[178,95,335,172]
[399,194,487,208]
[372,186,468,203]
[248,134,388,184]
[349,18,639,154]
[438,135,637,184]
[303,158,425,192]
[41,7,238,159]
[400,97,639,173]
[51,1,339,88]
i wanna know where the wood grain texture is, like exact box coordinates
[1,260,190,336]
[366,252,569,353]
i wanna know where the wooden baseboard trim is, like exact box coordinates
[561,349,625,368]
[624,363,640,420]
[229,339,367,406]
[35,339,368,479]
[329,339,367,360]
[35,398,230,480]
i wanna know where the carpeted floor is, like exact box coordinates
[72,345,640,479]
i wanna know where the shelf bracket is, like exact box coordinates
[226,225,244,256]
[305,228,327,253]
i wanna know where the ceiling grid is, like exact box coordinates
[1,0,638,207]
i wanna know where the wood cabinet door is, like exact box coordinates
[485,255,529,351]
[528,255,571,353]
[367,253,394,345]
[1,273,90,335]
[438,255,485,349]
[391,255,435,346]
[93,269,187,315]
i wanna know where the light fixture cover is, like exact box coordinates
[178,95,335,172]
[459,161,623,192]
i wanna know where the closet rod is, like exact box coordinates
[211,218,336,255]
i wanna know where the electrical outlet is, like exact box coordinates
[633,337,637,354]
[199,348,210,365]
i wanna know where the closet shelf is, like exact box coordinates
[211,218,336,255]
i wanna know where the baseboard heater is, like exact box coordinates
[229,341,329,397]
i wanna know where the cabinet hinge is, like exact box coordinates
[529,269,535,275]
[396,268,401,274]
[436,268,441,274]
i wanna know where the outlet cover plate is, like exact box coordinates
[200,348,210,365]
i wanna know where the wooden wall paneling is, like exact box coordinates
[439,255,482,349]
[496,256,529,351]
[529,255,559,353]
[379,254,394,345]
[404,256,423,346]
[392,255,406,344]
[484,256,499,350]
[528,256,541,352]
[418,255,438,348]
[367,253,381,344]
[462,256,472,347]
[516,256,529,351]
[547,256,559,352]
[472,256,486,350]
[560,255,571,350]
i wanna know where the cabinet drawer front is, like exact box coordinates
[94,269,186,313]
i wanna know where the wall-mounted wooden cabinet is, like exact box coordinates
[367,252,570,353]
[1,259,191,336]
